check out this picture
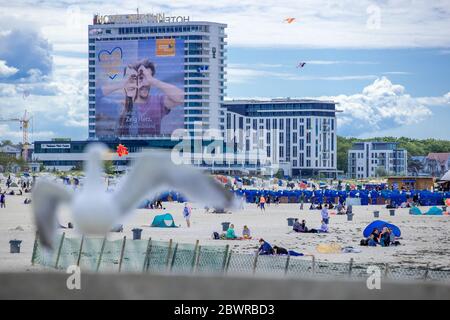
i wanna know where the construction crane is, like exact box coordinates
[0,110,32,161]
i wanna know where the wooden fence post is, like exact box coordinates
[118,236,127,273]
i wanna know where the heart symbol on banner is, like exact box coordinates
[98,47,123,80]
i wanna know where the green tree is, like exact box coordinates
[104,160,115,175]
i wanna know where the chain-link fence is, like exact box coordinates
[31,232,450,283]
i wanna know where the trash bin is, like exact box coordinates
[132,228,143,240]
[287,218,296,226]
[373,211,380,218]
[347,214,353,221]
[221,222,231,231]
[9,240,22,254]
[442,206,447,212]
[389,209,395,216]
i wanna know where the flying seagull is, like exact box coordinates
[32,143,237,249]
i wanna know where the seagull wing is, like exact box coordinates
[114,150,237,216]
[32,179,73,249]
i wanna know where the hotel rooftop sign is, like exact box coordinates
[93,14,190,25]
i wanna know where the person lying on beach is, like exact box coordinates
[258,239,274,255]
[242,225,252,239]
[272,246,309,257]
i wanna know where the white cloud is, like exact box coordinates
[315,77,438,135]
[0,60,18,78]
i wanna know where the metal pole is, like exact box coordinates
[252,251,259,274]
[76,235,85,267]
[166,239,173,270]
[423,263,430,281]
[311,256,316,274]
[54,232,66,269]
[284,253,291,275]
[348,258,354,277]
[96,237,107,272]
[192,240,200,273]
[31,231,39,266]
[225,250,232,273]
[170,243,179,272]
[118,236,127,273]
[194,245,201,273]
[222,245,230,273]
[142,237,152,273]
[384,263,389,278]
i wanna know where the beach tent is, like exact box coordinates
[363,220,401,237]
[425,206,443,216]
[151,213,178,228]
[409,207,422,215]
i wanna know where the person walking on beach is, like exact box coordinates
[0,193,6,208]
[300,193,305,210]
[321,204,330,224]
[183,202,192,228]
[259,195,266,211]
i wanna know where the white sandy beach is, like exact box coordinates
[1,192,450,272]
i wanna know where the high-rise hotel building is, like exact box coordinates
[87,13,227,139]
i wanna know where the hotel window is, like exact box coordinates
[306,146,311,157]
[306,132,311,144]
[293,132,297,143]
[279,132,284,144]
[306,118,311,130]
[279,119,284,130]
[299,126,304,137]
[293,119,297,130]
[299,139,304,151]
[279,146,284,158]
[300,153,304,167]
[293,146,298,157]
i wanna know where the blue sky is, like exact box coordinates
[0,0,449,142]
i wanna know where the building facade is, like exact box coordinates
[223,99,339,177]
[348,142,407,179]
[88,14,227,140]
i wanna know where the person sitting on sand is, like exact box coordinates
[226,224,240,240]
[242,225,252,239]
[371,228,380,244]
[367,234,378,246]
[380,227,391,247]
[318,220,329,233]
[293,219,308,233]
[258,238,274,255]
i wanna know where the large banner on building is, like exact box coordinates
[95,39,184,138]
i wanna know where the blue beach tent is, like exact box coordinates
[151,213,178,228]
[363,220,401,237]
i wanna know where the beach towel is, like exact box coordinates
[316,243,342,254]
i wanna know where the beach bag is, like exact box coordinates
[360,239,369,246]
[212,232,220,240]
